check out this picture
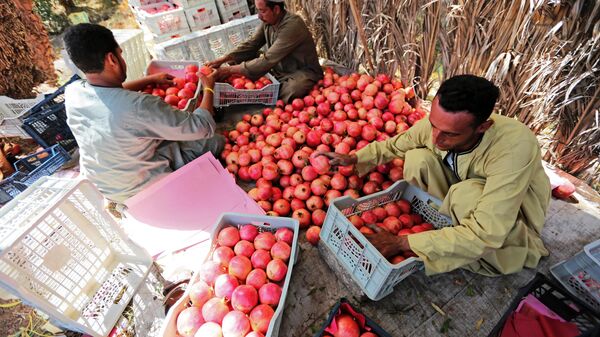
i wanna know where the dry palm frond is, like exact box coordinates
[289,0,600,189]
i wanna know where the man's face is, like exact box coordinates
[429,96,483,152]
[115,47,127,82]
[255,0,279,25]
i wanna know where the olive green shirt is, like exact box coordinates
[227,11,322,82]
[356,114,551,275]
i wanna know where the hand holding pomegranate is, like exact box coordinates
[199,67,217,91]
[149,72,175,86]
[318,152,358,167]
[364,225,410,259]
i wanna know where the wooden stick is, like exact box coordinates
[348,0,375,73]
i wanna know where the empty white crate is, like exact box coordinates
[0,177,152,337]
[217,2,251,23]
[185,26,233,62]
[139,2,189,36]
[184,0,221,31]
[240,14,262,39]
[113,29,151,81]
[171,0,211,7]
[154,35,191,60]
[153,27,192,43]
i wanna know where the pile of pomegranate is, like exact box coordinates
[347,197,435,263]
[221,68,427,246]
[175,224,295,337]
[223,75,274,90]
[142,64,200,110]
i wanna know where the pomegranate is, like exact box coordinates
[249,304,275,334]
[202,297,230,324]
[233,240,255,258]
[176,307,204,337]
[188,280,213,307]
[246,268,268,290]
[228,255,252,281]
[214,274,239,300]
[231,285,258,313]
[254,232,277,250]
[274,227,294,245]
[306,226,321,246]
[311,209,327,227]
[221,310,251,337]
[200,260,227,286]
[270,241,292,261]
[266,259,288,282]
[292,208,311,228]
[335,314,360,337]
[258,282,282,306]
[212,246,235,267]
[251,249,272,270]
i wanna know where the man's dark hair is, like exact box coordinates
[63,23,119,73]
[436,75,500,126]
[266,1,285,10]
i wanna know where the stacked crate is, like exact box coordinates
[130,0,225,43]
[215,0,251,23]
[154,15,260,61]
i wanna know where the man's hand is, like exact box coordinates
[205,55,231,69]
[199,68,217,91]
[215,66,233,81]
[364,225,410,259]
[318,152,358,167]
[149,72,174,86]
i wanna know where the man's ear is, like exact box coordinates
[105,52,119,68]
[476,119,494,133]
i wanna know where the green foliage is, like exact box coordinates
[33,0,70,34]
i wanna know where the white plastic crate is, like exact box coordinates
[145,60,202,112]
[217,1,251,23]
[551,239,600,313]
[139,2,189,36]
[240,14,261,39]
[159,212,300,337]
[184,0,221,31]
[154,35,191,61]
[0,95,43,137]
[320,180,453,301]
[0,177,152,337]
[153,26,192,43]
[221,18,246,48]
[129,0,163,8]
[214,73,280,107]
[215,0,247,15]
[183,30,213,64]
[171,0,211,8]
[113,29,151,81]
[184,25,233,62]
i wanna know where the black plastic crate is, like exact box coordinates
[23,74,80,119]
[21,103,77,151]
[314,298,392,337]
[488,273,600,337]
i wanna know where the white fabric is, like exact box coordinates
[65,80,217,202]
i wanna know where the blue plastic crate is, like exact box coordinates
[23,75,80,119]
[0,145,70,204]
[0,172,28,204]
[14,144,71,184]
[313,298,393,337]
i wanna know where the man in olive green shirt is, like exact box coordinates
[207,0,323,102]
[324,75,551,276]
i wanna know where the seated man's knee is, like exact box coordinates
[403,148,440,180]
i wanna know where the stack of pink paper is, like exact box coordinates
[122,152,264,258]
